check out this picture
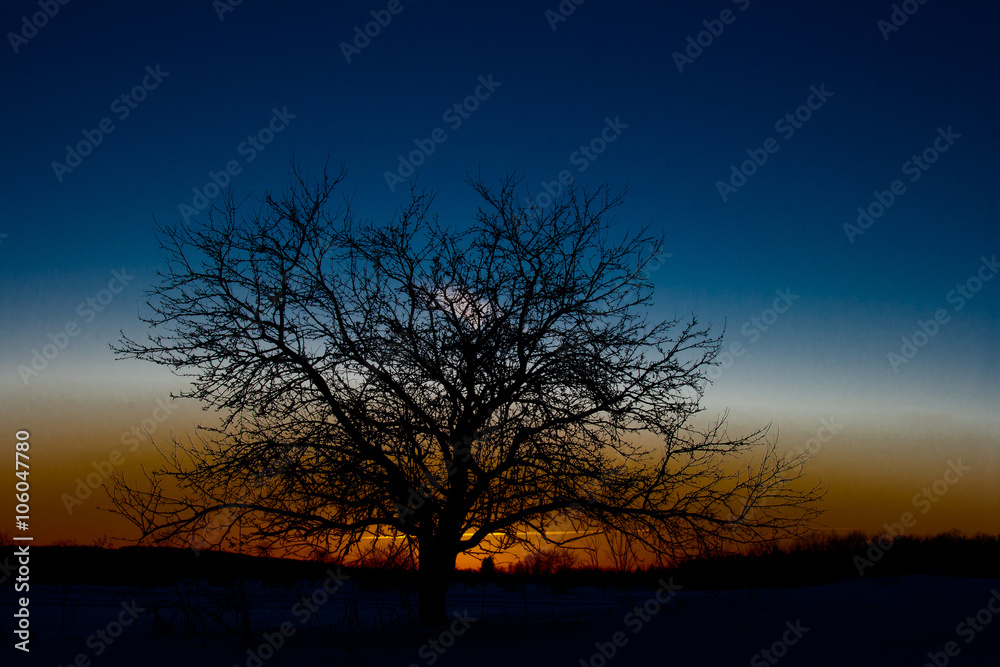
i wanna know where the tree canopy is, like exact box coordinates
[109,165,822,623]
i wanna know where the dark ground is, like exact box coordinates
[3,536,999,666]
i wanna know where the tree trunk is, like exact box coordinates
[418,538,457,625]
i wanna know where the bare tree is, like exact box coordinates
[606,529,642,573]
[109,165,822,624]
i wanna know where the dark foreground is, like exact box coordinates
[5,574,999,666]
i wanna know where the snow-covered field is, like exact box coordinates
[9,575,1000,666]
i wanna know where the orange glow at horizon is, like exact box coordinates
[6,381,997,567]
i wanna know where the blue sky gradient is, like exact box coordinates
[1,0,997,540]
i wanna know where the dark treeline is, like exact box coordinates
[3,531,997,590]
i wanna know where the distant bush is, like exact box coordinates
[510,548,579,575]
[653,530,1000,590]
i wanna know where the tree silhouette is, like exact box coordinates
[109,165,822,624]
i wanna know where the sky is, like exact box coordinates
[0,0,997,550]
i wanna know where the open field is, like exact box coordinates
[5,535,999,666]
[9,576,1000,666]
